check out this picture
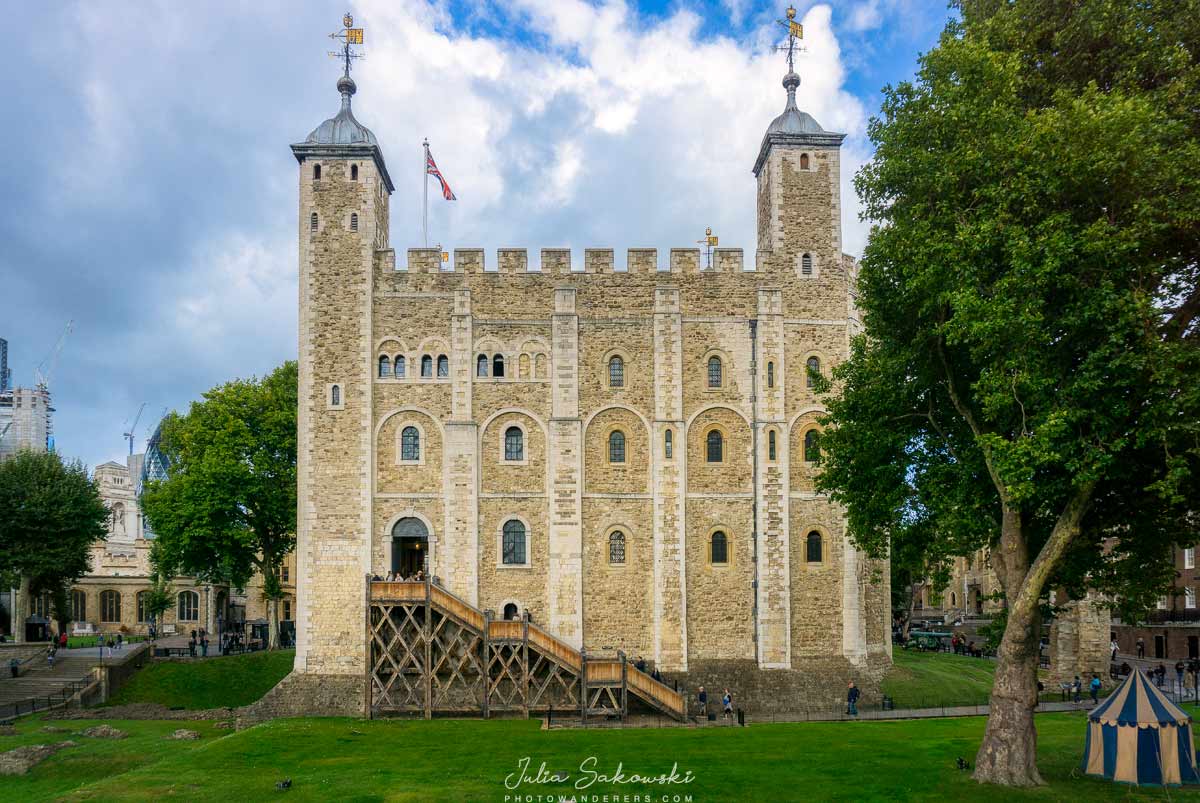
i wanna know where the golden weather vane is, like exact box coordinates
[328,12,365,75]
[774,5,805,73]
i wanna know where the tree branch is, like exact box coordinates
[935,334,1010,503]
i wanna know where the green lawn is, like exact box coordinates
[2,712,1197,801]
[66,635,149,649]
[103,649,294,710]
[883,649,998,707]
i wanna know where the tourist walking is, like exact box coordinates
[201,635,208,657]
[1136,638,1145,658]
[47,646,56,668]
[1110,639,1118,662]
[59,631,68,650]
[1176,661,1186,692]
[1072,676,1082,704]
[9,657,18,678]
[1090,674,1102,704]
[698,686,708,718]
[722,689,734,722]
[846,681,860,716]
[188,635,196,658]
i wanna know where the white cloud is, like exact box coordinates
[355,0,870,262]
[847,0,884,32]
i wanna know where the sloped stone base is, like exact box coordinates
[237,671,363,726]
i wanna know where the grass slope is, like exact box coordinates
[2,712,1195,801]
[103,649,293,710]
[882,649,998,707]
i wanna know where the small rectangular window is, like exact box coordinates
[1188,587,1196,609]
[1186,548,1195,570]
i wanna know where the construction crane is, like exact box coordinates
[123,402,147,456]
[35,319,74,390]
[0,421,11,443]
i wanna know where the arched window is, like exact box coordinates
[502,520,527,565]
[804,429,821,463]
[32,591,51,619]
[664,429,673,459]
[951,591,958,607]
[178,591,198,621]
[534,354,547,378]
[519,353,530,378]
[609,531,626,564]
[351,163,359,181]
[767,362,775,389]
[100,590,121,623]
[477,354,489,377]
[378,355,391,378]
[400,426,420,461]
[350,213,358,232]
[421,355,433,377]
[394,355,405,378]
[330,384,341,406]
[806,531,823,562]
[504,426,524,461]
[768,430,777,461]
[609,356,624,388]
[706,429,724,463]
[136,591,149,623]
[707,356,723,388]
[806,356,821,388]
[72,589,86,622]
[801,253,813,275]
[800,153,810,169]
[313,164,321,180]
[437,355,449,377]
[608,430,626,463]
[503,602,519,621]
[310,212,318,232]
[493,354,505,377]
[710,531,728,565]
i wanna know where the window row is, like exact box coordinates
[378,354,449,378]
[393,424,819,465]
[493,522,825,568]
[477,352,550,379]
[311,163,359,181]
[86,589,202,623]
[309,211,361,232]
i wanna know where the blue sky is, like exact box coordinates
[0,0,949,474]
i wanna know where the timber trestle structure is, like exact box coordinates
[366,578,686,721]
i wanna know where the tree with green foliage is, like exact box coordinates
[0,450,109,641]
[817,0,1200,786]
[141,361,297,649]
[140,551,175,638]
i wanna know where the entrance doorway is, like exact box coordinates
[1189,636,1198,660]
[1154,634,1166,659]
[391,517,429,578]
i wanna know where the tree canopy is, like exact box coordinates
[817,0,1199,786]
[141,361,297,646]
[0,450,109,628]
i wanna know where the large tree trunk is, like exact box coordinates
[10,577,29,643]
[974,506,1044,785]
[267,596,279,650]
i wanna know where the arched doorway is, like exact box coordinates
[391,517,429,578]
[503,602,519,621]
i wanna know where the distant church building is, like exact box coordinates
[278,44,891,718]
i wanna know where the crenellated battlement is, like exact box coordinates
[380,247,759,274]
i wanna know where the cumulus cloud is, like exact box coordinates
[0,0,877,472]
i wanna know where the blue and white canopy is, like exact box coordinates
[1082,670,1199,786]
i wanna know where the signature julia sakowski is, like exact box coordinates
[504,755,697,792]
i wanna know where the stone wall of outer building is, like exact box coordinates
[1049,592,1113,685]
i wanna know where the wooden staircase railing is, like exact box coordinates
[368,578,685,720]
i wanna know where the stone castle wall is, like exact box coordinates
[291,103,891,712]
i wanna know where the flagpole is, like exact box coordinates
[422,138,429,248]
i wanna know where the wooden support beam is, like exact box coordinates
[522,611,530,719]
[482,609,492,719]
[620,651,628,723]
[424,578,432,720]
[580,649,588,725]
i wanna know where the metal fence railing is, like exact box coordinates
[0,674,95,723]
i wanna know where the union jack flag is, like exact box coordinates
[426,149,456,201]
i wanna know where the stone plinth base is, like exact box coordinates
[662,653,890,716]
[237,671,363,725]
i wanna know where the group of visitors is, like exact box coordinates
[188,629,209,658]
[950,634,983,657]
[696,686,736,722]
[375,571,427,582]
[633,655,665,683]
[1068,674,1103,704]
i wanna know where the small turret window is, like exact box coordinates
[421,355,433,378]
[493,355,505,378]
[394,356,405,378]
[800,153,810,170]
[350,213,358,232]
[437,355,449,377]
[351,164,359,181]
[801,253,813,275]
[310,212,318,232]
[477,354,489,377]
[378,355,391,378]
[330,385,341,406]
[313,164,321,180]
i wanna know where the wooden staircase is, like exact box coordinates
[367,579,686,721]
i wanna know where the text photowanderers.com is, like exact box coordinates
[503,756,695,803]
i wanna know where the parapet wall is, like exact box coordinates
[383,247,753,274]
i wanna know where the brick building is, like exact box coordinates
[1113,545,1200,661]
[276,56,891,716]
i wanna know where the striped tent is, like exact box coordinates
[1082,670,1200,786]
